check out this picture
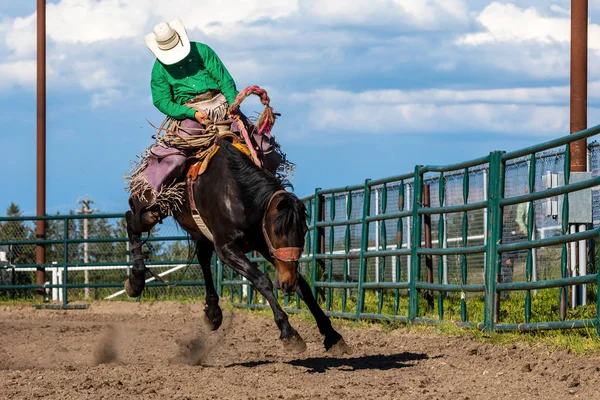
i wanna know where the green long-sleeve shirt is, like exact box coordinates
[150,41,239,120]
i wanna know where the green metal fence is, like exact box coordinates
[1,124,600,334]
[0,213,209,303]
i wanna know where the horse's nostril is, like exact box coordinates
[281,282,289,292]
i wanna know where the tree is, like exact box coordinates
[0,203,35,297]
[0,203,35,265]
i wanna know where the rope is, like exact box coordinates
[144,85,277,168]
[147,118,244,161]
[228,85,277,168]
[228,85,276,136]
[147,118,218,149]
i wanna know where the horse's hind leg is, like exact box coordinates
[295,275,352,355]
[216,243,306,353]
[197,240,222,331]
[124,211,150,298]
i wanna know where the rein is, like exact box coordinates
[228,86,277,169]
[261,190,303,263]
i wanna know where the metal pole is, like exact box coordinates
[375,188,380,284]
[83,214,89,299]
[483,169,488,246]
[570,225,577,309]
[531,220,538,296]
[345,193,351,299]
[35,0,46,296]
[483,169,488,285]
[77,198,96,299]
[578,223,587,305]
[406,184,412,282]
[423,184,434,313]
[442,214,448,285]
[570,0,588,167]
[51,262,57,301]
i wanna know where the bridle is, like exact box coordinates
[261,190,304,262]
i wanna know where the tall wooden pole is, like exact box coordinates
[36,0,46,293]
[570,0,588,170]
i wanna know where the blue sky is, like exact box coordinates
[1,0,600,215]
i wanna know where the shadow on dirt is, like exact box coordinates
[227,352,432,373]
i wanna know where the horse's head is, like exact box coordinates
[263,191,308,294]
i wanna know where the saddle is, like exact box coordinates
[185,123,251,181]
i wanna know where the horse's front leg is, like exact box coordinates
[124,211,149,298]
[295,275,352,355]
[216,243,306,354]
[196,240,222,331]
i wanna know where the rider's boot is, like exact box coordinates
[127,191,163,233]
[262,150,282,176]
[124,191,164,298]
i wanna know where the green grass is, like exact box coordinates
[413,321,600,356]
[0,298,48,306]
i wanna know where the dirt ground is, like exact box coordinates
[0,301,599,400]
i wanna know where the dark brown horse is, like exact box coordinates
[124,137,351,355]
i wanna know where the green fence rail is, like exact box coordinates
[2,124,600,334]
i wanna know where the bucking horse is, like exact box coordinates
[123,87,352,356]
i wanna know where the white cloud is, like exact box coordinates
[311,102,571,135]
[291,84,600,135]
[72,61,119,91]
[457,2,600,53]
[293,82,600,106]
[299,0,469,30]
[1,0,299,57]
[2,16,36,58]
[90,88,121,108]
[451,3,600,79]
[3,1,148,59]
[549,4,570,16]
[2,0,470,59]
[0,60,36,89]
[3,0,600,119]
[397,0,470,26]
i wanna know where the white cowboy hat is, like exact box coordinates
[144,19,191,65]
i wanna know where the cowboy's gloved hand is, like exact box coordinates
[194,110,209,122]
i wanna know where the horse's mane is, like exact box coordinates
[219,139,306,233]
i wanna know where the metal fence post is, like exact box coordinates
[310,189,323,299]
[62,216,69,307]
[423,184,434,313]
[596,229,600,337]
[356,179,371,319]
[483,151,504,332]
[408,166,423,322]
[437,173,446,319]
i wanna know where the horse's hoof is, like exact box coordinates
[281,334,307,354]
[124,279,143,298]
[326,338,353,356]
[203,306,223,331]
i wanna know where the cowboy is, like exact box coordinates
[127,19,283,232]
[145,19,239,126]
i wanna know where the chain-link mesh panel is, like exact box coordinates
[0,214,210,301]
